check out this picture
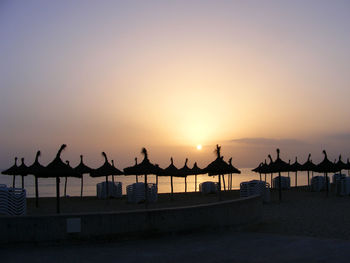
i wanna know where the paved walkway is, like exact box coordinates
[3,231,350,263]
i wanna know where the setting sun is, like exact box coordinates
[196,144,202,150]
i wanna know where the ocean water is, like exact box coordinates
[0,168,320,198]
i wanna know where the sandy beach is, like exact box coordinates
[24,186,350,240]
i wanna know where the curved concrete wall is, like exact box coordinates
[0,195,262,244]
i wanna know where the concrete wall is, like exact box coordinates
[0,195,262,244]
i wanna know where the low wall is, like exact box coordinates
[0,195,262,244]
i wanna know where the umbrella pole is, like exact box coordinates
[271,173,273,186]
[21,176,24,189]
[156,175,158,188]
[222,174,226,191]
[264,174,267,183]
[56,176,60,214]
[112,175,115,184]
[35,176,39,208]
[259,173,262,181]
[13,175,15,188]
[81,175,83,199]
[64,176,67,197]
[195,174,197,192]
[171,175,174,200]
[278,172,282,201]
[295,172,297,188]
[307,170,310,188]
[105,175,109,199]
[325,172,329,197]
[185,177,187,193]
[144,174,148,207]
[136,175,138,183]
[218,175,222,200]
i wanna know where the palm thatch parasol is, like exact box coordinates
[63,161,81,197]
[178,158,192,193]
[290,157,302,187]
[301,154,317,187]
[335,155,347,175]
[17,158,29,189]
[191,162,206,192]
[124,148,159,206]
[46,144,79,213]
[269,149,290,201]
[204,145,231,198]
[267,154,274,186]
[111,160,124,184]
[74,155,93,198]
[316,150,336,196]
[252,162,263,181]
[161,157,180,199]
[227,157,241,190]
[28,151,46,207]
[2,157,18,188]
[90,152,115,199]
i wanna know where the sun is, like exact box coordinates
[196,144,202,150]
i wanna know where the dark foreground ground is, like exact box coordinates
[4,187,350,262]
[3,231,350,263]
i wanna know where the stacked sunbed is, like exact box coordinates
[199,181,218,194]
[240,180,270,202]
[0,184,26,216]
[311,176,330,192]
[126,182,158,204]
[96,181,122,199]
[272,176,290,189]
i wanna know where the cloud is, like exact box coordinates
[230,137,307,147]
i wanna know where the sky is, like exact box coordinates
[1,0,350,169]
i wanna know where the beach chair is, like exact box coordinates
[199,181,218,194]
[272,176,290,189]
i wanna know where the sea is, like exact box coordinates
[0,168,316,198]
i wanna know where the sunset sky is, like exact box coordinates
[1,0,350,169]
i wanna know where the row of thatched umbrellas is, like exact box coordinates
[2,144,241,213]
[252,149,350,201]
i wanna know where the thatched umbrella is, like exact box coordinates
[346,158,350,176]
[46,144,79,213]
[335,155,347,175]
[28,151,46,207]
[269,149,290,201]
[227,157,241,190]
[2,157,18,188]
[161,157,180,198]
[191,162,205,192]
[178,158,192,193]
[17,158,29,189]
[90,152,115,198]
[63,161,81,197]
[290,157,302,187]
[316,150,336,196]
[124,148,159,206]
[74,155,93,198]
[204,145,231,199]
[111,160,124,184]
[252,162,263,181]
[301,154,317,187]
[267,154,274,186]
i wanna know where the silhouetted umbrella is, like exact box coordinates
[269,149,289,201]
[227,157,241,190]
[191,162,206,192]
[16,158,29,189]
[267,154,274,186]
[74,155,93,198]
[204,145,231,198]
[28,151,46,207]
[178,158,192,193]
[335,155,347,175]
[161,157,180,198]
[111,160,124,184]
[345,158,350,176]
[46,144,79,213]
[2,157,18,188]
[290,157,302,187]
[316,150,336,196]
[90,152,115,198]
[63,161,81,197]
[252,162,263,181]
[124,148,159,205]
[301,154,317,187]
